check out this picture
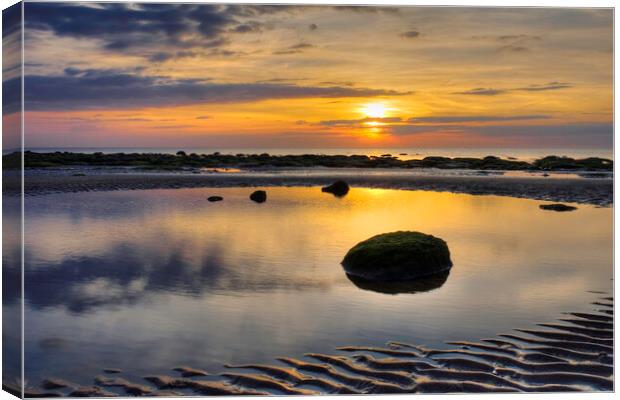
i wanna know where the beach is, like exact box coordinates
[4,167,614,206]
[15,293,613,396]
[4,180,612,395]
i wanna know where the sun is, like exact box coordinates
[360,102,387,118]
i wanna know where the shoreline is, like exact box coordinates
[4,169,613,206]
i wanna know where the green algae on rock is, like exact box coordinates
[342,231,453,281]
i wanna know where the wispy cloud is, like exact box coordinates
[452,88,507,96]
[400,30,420,39]
[454,82,573,96]
[409,115,550,123]
[514,81,573,91]
[273,42,315,55]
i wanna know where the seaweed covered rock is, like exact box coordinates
[342,231,452,281]
[208,196,223,202]
[321,180,350,197]
[539,203,577,212]
[250,190,267,203]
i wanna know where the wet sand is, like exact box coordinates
[19,294,613,396]
[4,169,613,206]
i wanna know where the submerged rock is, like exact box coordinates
[207,196,223,202]
[539,204,577,212]
[341,231,453,281]
[321,180,350,197]
[250,190,267,203]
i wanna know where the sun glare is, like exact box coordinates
[361,102,387,118]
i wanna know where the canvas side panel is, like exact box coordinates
[2,1,23,398]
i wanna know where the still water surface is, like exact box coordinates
[7,187,612,385]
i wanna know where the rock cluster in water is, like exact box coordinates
[250,190,267,203]
[322,180,350,197]
[539,203,577,212]
[342,231,453,281]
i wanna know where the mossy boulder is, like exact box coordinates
[341,231,452,281]
[321,180,350,197]
[250,190,267,203]
[539,203,577,212]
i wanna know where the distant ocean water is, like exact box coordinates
[13,147,614,162]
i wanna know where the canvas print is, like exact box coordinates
[2,1,614,397]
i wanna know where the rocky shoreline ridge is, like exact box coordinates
[9,293,613,396]
[2,151,613,172]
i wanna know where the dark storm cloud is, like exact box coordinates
[2,76,21,115]
[19,69,410,111]
[231,21,264,33]
[2,3,23,115]
[148,50,199,63]
[409,115,550,123]
[24,2,243,52]
[2,2,21,38]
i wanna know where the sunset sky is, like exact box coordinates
[3,3,614,149]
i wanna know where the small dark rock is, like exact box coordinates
[539,203,577,212]
[208,196,223,202]
[321,180,350,197]
[250,190,267,203]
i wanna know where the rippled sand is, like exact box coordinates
[16,293,612,396]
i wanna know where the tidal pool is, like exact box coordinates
[4,187,612,387]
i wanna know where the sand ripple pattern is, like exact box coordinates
[26,294,613,396]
